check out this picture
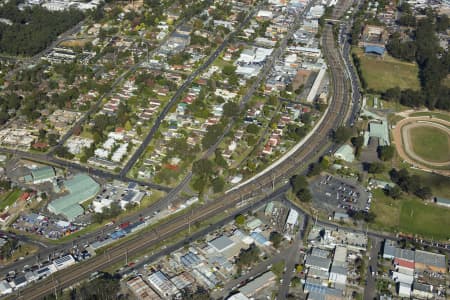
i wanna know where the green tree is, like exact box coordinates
[192,158,214,178]
[246,124,260,134]
[290,175,308,194]
[368,162,385,174]
[202,124,225,149]
[378,145,395,161]
[269,231,283,248]
[235,214,246,225]
[333,127,353,143]
[386,185,402,199]
[223,101,240,118]
[212,176,225,193]
[222,64,236,76]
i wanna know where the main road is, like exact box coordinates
[12,0,358,296]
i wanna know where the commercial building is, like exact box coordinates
[414,250,447,273]
[53,254,76,270]
[334,144,355,163]
[239,271,276,298]
[147,271,179,298]
[305,255,331,272]
[47,174,100,221]
[127,276,161,300]
[30,166,56,184]
[368,119,390,146]
[208,235,235,253]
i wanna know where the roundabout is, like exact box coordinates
[392,116,450,175]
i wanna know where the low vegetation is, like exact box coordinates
[409,126,449,163]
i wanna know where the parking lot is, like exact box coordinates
[310,174,370,214]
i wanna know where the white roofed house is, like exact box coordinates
[285,209,299,231]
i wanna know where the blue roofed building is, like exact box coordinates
[365,45,385,56]
[250,232,270,246]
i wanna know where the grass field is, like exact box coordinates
[371,189,450,240]
[399,199,450,240]
[409,169,450,198]
[59,38,92,48]
[370,189,401,232]
[0,189,21,211]
[409,126,449,163]
[409,111,450,122]
[353,48,420,92]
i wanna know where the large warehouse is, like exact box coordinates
[47,174,100,221]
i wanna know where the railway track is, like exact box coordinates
[16,3,353,299]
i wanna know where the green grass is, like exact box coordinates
[409,169,450,198]
[353,48,420,92]
[409,111,450,122]
[0,189,21,211]
[370,189,401,232]
[399,198,450,240]
[370,188,450,241]
[409,126,449,163]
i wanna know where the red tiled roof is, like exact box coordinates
[394,258,415,269]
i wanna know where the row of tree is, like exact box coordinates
[0,1,84,56]
[384,12,450,110]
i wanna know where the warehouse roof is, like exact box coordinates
[334,144,355,162]
[239,271,275,297]
[364,45,385,55]
[31,166,55,182]
[306,255,331,271]
[369,120,390,146]
[47,174,99,221]
[208,235,235,252]
[414,250,446,269]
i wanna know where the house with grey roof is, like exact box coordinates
[239,271,276,298]
[305,255,331,272]
[383,239,397,260]
[412,281,434,299]
[208,235,235,253]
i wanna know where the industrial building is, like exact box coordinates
[127,276,161,300]
[47,174,100,221]
[29,166,56,184]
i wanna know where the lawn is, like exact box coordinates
[371,189,450,241]
[409,126,449,163]
[353,48,420,92]
[409,169,450,198]
[0,189,21,211]
[370,189,401,232]
[399,199,450,241]
[409,111,450,122]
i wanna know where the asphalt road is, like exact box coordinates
[277,215,308,300]
[0,147,171,192]
[119,4,261,178]
[2,0,359,297]
[364,237,381,300]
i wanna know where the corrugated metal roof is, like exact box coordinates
[48,174,99,221]
[31,166,55,181]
